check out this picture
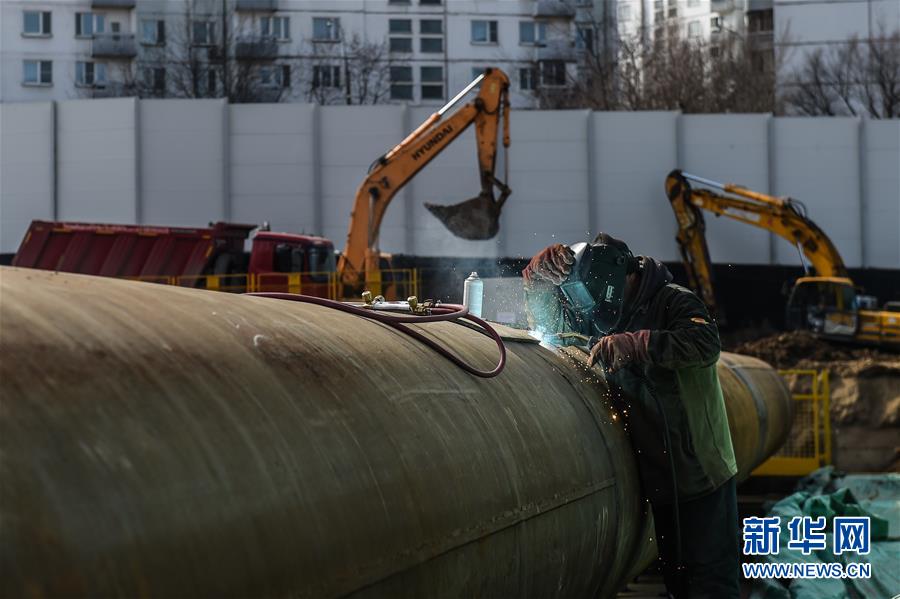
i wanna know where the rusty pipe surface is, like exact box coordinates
[0,268,791,598]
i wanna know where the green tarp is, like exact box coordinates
[749,468,899,599]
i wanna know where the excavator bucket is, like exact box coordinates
[425,191,504,240]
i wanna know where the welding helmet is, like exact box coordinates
[559,233,638,335]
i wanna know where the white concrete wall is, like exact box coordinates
[771,118,862,267]
[861,119,900,269]
[1,98,898,271]
[679,114,771,264]
[0,102,54,250]
[56,98,137,222]
[591,111,679,260]
[140,99,227,226]
[229,103,317,236]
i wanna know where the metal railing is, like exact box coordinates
[235,37,280,59]
[123,270,419,302]
[92,33,137,58]
[92,0,136,7]
[236,0,277,10]
[752,369,831,476]
[533,0,576,18]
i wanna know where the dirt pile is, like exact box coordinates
[733,331,898,370]
[732,331,899,472]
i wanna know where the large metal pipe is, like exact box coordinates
[0,268,791,598]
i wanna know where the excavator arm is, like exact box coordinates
[337,68,511,287]
[665,169,848,322]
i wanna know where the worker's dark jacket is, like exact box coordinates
[525,257,738,505]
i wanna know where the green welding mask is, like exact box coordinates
[559,239,635,335]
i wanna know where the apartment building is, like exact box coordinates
[775,0,899,74]
[1,0,773,106]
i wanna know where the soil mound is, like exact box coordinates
[732,331,899,472]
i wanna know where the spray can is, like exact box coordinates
[463,272,484,318]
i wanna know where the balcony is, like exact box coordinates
[711,0,735,13]
[236,37,279,60]
[91,0,136,8]
[536,40,576,62]
[748,0,773,10]
[749,30,774,47]
[91,82,135,98]
[92,33,137,58]
[533,0,576,19]
[236,0,277,10]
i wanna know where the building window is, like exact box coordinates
[519,21,545,45]
[206,68,217,96]
[75,12,105,38]
[420,19,442,34]
[669,5,678,18]
[576,26,594,52]
[141,19,165,45]
[421,66,443,100]
[390,19,412,34]
[688,20,701,37]
[618,4,632,22]
[710,16,723,32]
[23,60,52,85]
[748,10,774,33]
[420,19,443,53]
[261,64,290,88]
[390,66,413,100]
[313,65,341,88]
[471,20,498,44]
[472,67,488,80]
[144,67,166,94]
[261,16,290,41]
[192,21,215,45]
[389,19,412,53]
[312,17,340,41]
[23,11,52,36]
[76,61,107,87]
[390,37,412,53]
[540,61,566,87]
[420,0,441,5]
[420,37,443,53]
[519,67,536,91]
[688,0,700,6]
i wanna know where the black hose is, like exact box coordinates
[630,368,683,581]
[245,292,506,378]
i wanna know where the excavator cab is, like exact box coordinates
[786,277,859,339]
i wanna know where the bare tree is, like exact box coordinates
[93,0,298,103]
[304,34,393,105]
[533,21,779,114]
[781,27,900,118]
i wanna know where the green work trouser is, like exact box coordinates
[651,477,740,599]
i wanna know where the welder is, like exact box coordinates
[522,234,740,599]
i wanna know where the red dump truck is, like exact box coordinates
[12,220,336,296]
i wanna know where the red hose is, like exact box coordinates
[245,293,506,378]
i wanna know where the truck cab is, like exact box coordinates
[248,232,336,297]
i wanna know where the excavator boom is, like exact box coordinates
[338,68,511,286]
[665,169,848,322]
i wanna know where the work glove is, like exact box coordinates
[522,244,575,288]
[588,330,651,373]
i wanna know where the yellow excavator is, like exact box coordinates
[337,68,511,294]
[665,170,899,348]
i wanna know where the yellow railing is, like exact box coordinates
[124,269,418,302]
[752,369,831,476]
